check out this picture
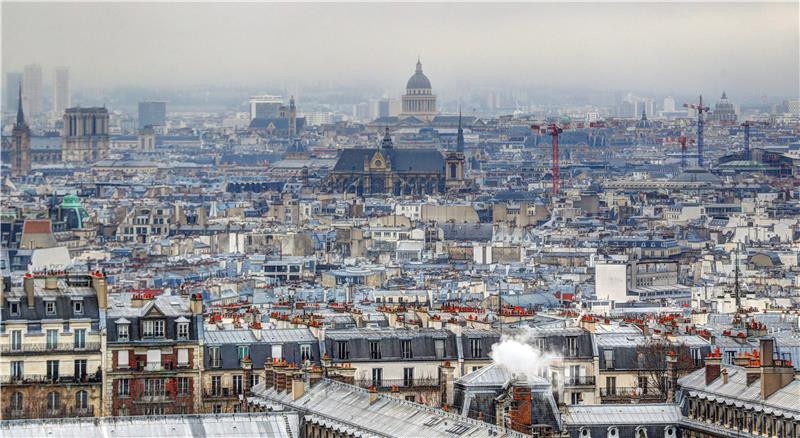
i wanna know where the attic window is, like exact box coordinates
[9,301,20,317]
[45,301,56,315]
[72,299,84,315]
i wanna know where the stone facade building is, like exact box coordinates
[62,107,110,163]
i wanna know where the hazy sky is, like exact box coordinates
[2,2,799,98]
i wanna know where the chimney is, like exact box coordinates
[190,293,203,315]
[23,273,35,308]
[368,386,379,404]
[291,373,305,401]
[131,293,154,308]
[579,315,596,334]
[439,362,456,407]
[705,348,722,384]
[665,352,678,401]
[759,337,795,400]
[264,358,274,389]
[44,276,58,290]
[91,272,108,310]
[722,369,729,385]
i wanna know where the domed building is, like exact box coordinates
[710,91,737,125]
[401,59,437,122]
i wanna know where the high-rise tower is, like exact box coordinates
[52,67,71,116]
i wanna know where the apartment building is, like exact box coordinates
[104,293,203,416]
[0,272,107,419]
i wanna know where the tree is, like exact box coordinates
[635,337,696,397]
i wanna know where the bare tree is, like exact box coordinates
[635,337,696,397]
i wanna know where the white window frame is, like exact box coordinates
[45,301,56,315]
[117,324,129,341]
[177,322,189,340]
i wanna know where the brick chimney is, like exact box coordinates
[705,347,722,384]
[264,358,274,389]
[666,351,678,401]
[579,315,596,334]
[439,362,455,406]
[506,383,533,435]
[759,338,795,400]
[23,273,35,308]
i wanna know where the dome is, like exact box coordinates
[406,59,432,90]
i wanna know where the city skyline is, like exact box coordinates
[2,2,798,100]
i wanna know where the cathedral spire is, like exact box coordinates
[415,57,422,73]
[16,82,25,127]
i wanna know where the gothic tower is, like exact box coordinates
[11,84,31,176]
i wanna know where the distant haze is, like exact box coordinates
[2,2,799,99]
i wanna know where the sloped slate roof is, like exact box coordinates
[333,148,445,174]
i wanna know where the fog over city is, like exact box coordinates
[2,2,799,101]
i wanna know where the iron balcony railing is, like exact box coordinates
[2,405,94,419]
[600,386,666,399]
[564,376,596,386]
[354,378,440,390]
[0,342,101,354]
[0,373,103,385]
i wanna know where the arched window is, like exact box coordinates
[11,392,23,412]
[635,426,648,438]
[607,427,618,438]
[47,391,60,411]
[664,426,676,438]
[579,427,591,438]
[76,390,88,409]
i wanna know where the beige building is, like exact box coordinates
[62,107,110,162]
[400,59,437,122]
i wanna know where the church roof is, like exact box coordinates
[333,148,445,174]
[406,59,432,90]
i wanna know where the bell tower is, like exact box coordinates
[11,83,31,177]
[445,110,465,189]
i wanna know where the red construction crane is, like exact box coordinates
[531,123,564,195]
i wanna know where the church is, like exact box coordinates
[329,125,465,196]
[400,58,437,122]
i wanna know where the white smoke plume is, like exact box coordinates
[488,329,562,383]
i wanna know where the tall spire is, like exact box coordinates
[16,82,25,127]
[456,108,464,153]
[415,57,422,73]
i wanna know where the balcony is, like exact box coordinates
[600,386,666,403]
[0,342,102,355]
[2,405,95,419]
[354,378,439,391]
[564,376,596,387]
[203,387,238,399]
[0,373,103,385]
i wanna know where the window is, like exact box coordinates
[233,375,244,394]
[177,322,189,340]
[11,361,23,379]
[369,341,381,359]
[607,427,619,438]
[75,390,88,409]
[144,406,164,415]
[212,404,222,414]
[238,345,250,361]
[435,339,445,359]
[143,320,165,338]
[9,301,19,316]
[146,349,161,370]
[74,329,86,349]
[74,359,87,380]
[47,391,60,412]
[211,376,221,396]
[177,377,190,396]
[603,349,614,369]
[638,376,648,394]
[47,329,59,350]
[118,378,130,396]
[46,360,59,381]
[300,344,312,362]
[401,340,413,359]
[117,350,129,369]
[178,348,189,367]
[209,347,220,367]
[470,338,482,358]
[117,324,129,341]
[271,344,283,360]
[10,392,23,412]
[566,336,578,357]
[371,368,383,387]
[405,395,416,402]
[336,341,349,360]
[72,300,83,315]
[45,301,56,315]
[249,374,260,389]
[118,406,129,416]
[144,378,165,397]
[605,377,617,395]
[10,330,22,351]
[403,367,414,387]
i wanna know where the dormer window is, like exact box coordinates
[143,320,165,338]
[118,324,129,341]
[176,320,189,340]
[72,299,84,315]
[9,301,20,317]
[45,300,56,315]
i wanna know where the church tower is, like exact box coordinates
[288,95,297,137]
[445,110,465,189]
[11,83,31,177]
